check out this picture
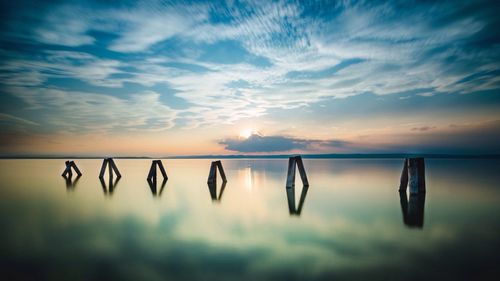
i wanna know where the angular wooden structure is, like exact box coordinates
[286,155,309,188]
[98,158,121,179]
[207,160,227,184]
[286,185,309,216]
[399,157,425,194]
[61,160,82,178]
[147,160,168,181]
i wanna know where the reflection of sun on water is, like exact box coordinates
[244,167,252,190]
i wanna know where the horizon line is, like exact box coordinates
[1,153,499,160]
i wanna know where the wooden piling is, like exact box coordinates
[286,155,309,188]
[62,160,82,178]
[207,160,227,184]
[157,160,168,179]
[399,157,425,194]
[99,159,108,178]
[98,158,121,179]
[147,160,168,181]
[286,157,296,188]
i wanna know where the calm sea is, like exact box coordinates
[1,159,499,280]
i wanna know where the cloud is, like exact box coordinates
[34,5,95,47]
[0,113,39,126]
[5,86,178,133]
[219,133,349,153]
[108,5,208,52]
[1,0,500,154]
[0,50,123,87]
[411,126,436,132]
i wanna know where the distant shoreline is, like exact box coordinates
[1,154,499,159]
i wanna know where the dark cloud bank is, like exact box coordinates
[219,134,349,153]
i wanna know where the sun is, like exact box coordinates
[239,129,253,139]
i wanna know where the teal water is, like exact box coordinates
[0,159,499,280]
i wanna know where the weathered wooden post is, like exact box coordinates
[61,160,82,178]
[147,160,168,181]
[207,160,227,184]
[207,160,227,202]
[399,157,425,194]
[146,160,168,196]
[98,158,121,179]
[286,155,309,188]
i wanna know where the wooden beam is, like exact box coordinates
[207,161,217,184]
[296,156,309,187]
[62,161,71,177]
[109,158,121,178]
[286,157,296,188]
[399,159,409,192]
[108,158,114,182]
[147,161,157,180]
[157,160,168,179]
[215,160,227,182]
[99,159,108,179]
[70,161,82,176]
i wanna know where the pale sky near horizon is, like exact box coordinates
[1,0,499,156]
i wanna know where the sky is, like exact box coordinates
[0,0,499,156]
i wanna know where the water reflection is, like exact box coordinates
[1,159,500,280]
[399,191,426,228]
[286,185,309,216]
[147,178,167,196]
[207,181,227,202]
[100,176,121,195]
[62,174,81,191]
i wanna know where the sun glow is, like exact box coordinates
[239,129,253,139]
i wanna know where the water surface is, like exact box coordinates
[1,159,499,280]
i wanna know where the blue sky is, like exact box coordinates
[0,0,499,156]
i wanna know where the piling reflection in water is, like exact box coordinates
[147,178,167,196]
[208,181,227,202]
[100,176,120,196]
[63,174,81,191]
[399,191,426,228]
[286,185,309,216]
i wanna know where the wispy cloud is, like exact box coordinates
[411,126,436,132]
[0,113,39,126]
